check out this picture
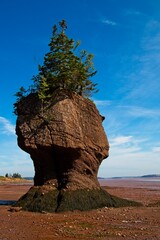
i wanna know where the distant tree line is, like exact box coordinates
[5,173,22,179]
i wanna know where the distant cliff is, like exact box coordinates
[141,174,160,178]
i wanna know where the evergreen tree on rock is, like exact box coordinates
[33,20,98,102]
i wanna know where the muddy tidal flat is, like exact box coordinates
[0,178,160,240]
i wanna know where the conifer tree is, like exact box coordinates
[14,20,98,114]
[33,20,98,100]
[13,86,27,115]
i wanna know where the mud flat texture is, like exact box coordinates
[0,178,160,240]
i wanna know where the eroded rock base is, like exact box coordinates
[14,187,142,212]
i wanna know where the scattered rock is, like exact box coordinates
[8,207,22,212]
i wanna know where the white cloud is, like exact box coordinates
[125,19,160,102]
[93,99,111,107]
[152,146,160,153]
[125,9,142,16]
[118,105,160,119]
[108,135,147,155]
[98,131,158,177]
[101,18,117,26]
[0,139,33,177]
[101,102,160,141]
[0,116,15,135]
[99,140,160,178]
[110,136,133,146]
[98,16,160,178]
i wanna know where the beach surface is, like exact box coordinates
[0,178,160,240]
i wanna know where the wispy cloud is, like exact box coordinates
[0,139,33,177]
[101,18,117,26]
[110,136,133,146]
[117,105,160,119]
[125,9,142,16]
[96,8,160,178]
[125,19,160,102]
[0,116,15,135]
[152,146,160,153]
[99,135,160,177]
[100,148,160,177]
[109,135,148,151]
[93,99,111,107]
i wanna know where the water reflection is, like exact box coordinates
[0,200,16,205]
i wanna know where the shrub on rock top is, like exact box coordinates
[14,20,98,115]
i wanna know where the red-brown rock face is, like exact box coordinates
[16,90,109,190]
[15,90,141,212]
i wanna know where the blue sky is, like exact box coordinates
[0,0,160,177]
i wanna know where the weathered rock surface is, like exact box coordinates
[15,90,141,212]
[16,90,109,188]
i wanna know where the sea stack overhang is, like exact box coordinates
[14,89,141,212]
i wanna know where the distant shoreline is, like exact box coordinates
[0,175,159,185]
[0,177,33,185]
[98,174,160,180]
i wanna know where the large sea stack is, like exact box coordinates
[15,90,141,212]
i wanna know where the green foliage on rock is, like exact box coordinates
[14,187,142,213]
[14,20,98,114]
[13,87,27,115]
[35,20,97,100]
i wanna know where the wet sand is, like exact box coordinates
[0,178,160,240]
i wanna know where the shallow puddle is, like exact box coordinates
[0,200,16,205]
